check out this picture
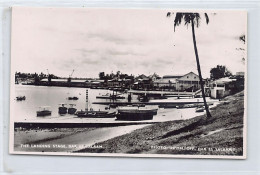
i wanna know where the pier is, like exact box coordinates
[92,101,205,106]
[127,89,202,97]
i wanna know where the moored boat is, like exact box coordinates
[76,110,115,118]
[96,94,125,100]
[116,106,158,121]
[68,104,77,114]
[58,103,67,114]
[16,96,26,101]
[68,96,79,100]
[77,89,116,118]
[159,104,177,108]
[37,106,52,117]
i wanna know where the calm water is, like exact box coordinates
[13,85,132,121]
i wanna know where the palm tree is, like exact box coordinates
[167,12,212,118]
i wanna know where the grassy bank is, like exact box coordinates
[78,91,245,156]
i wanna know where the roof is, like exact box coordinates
[213,77,236,84]
[177,72,201,81]
[180,72,198,78]
[163,72,199,80]
[163,75,182,79]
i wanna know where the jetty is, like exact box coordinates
[127,89,202,98]
[92,101,208,106]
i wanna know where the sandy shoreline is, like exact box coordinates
[14,125,150,152]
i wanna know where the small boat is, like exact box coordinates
[16,96,26,101]
[58,103,67,115]
[68,104,77,114]
[68,97,79,100]
[37,106,52,117]
[116,106,158,121]
[76,109,116,118]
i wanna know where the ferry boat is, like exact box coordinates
[116,106,158,121]
[37,106,52,117]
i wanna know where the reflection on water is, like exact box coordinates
[13,85,132,121]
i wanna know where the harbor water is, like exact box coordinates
[13,85,211,123]
[13,85,130,121]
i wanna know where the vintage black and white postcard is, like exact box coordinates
[9,7,247,159]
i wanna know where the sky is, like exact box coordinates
[11,7,247,78]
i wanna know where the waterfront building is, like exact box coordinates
[153,72,202,91]
[70,79,88,87]
[176,72,201,91]
[133,74,153,90]
[209,73,245,99]
[149,73,161,82]
[40,78,102,87]
[107,79,123,87]
[209,77,236,99]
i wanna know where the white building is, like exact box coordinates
[210,77,236,99]
[154,72,202,91]
[176,72,201,91]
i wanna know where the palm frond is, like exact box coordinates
[174,13,184,32]
[184,13,191,25]
[204,13,209,24]
[171,12,209,32]
[194,13,201,27]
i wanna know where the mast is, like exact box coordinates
[85,89,89,111]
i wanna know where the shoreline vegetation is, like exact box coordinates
[77,91,244,155]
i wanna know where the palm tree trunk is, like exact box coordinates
[191,20,212,118]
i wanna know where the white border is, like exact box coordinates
[1,1,260,174]
[8,7,247,160]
